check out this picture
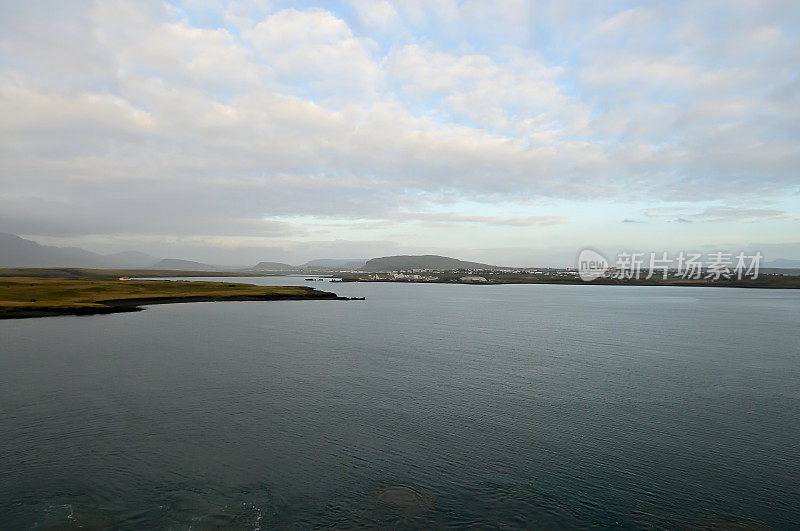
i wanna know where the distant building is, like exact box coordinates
[459,275,487,283]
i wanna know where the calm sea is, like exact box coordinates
[1,277,799,529]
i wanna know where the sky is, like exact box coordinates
[1,0,799,266]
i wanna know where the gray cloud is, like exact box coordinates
[644,205,788,224]
[393,212,569,227]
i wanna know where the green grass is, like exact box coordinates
[0,277,333,315]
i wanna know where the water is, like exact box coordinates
[1,277,799,529]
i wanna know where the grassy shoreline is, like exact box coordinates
[0,277,359,319]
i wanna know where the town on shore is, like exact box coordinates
[2,233,799,290]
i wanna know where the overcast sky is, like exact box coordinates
[1,0,799,266]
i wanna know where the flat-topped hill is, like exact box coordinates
[362,255,498,272]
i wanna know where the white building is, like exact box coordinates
[459,275,487,283]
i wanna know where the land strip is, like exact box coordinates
[0,277,360,319]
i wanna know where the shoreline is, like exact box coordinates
[0,279,365,320]
[338,278,800,289]
[0,293,365,320]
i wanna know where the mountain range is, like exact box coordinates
[2,232,798,272]
[0,232,158,268]
[0,233,369,271]
[151,259,223,271]
[765,258,800,268]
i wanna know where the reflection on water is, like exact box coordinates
[1,278,799,528]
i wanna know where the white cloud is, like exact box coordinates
[1,0,799,261]
[242,8,383,98]
[387,45,584,135]
[348,0,400,29]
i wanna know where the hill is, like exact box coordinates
[103,251,158,268]
[151,258,220,271]
[361,255,499,271]
[252,261,299,271]
[766,258,800,268]
[0,232,157,268]
[301,258,368,270]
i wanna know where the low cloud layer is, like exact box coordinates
[1,1,799,262]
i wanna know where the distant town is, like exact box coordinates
[2,233,799,289]
[331,267,800,289]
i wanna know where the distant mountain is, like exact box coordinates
[301,258,368,270]
[248,258,368,271]
[0,232,158,268]
[104,251,160,268]
[151,258,220,271]
[766,258,800,268]
[362,255,499,271]
[252,261,299,271]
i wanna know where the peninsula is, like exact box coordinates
[0,277,360,319]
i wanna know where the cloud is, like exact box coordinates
[691,206,788,222]
[348,0,400,30]
[645,205,788,224]
[243,8,383,98]
[395,212,569,227]
[386,44,582,134]
[1,1,799,261]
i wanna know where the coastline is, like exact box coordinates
[338,277,800,289]
[0,278,364,320]
[0,293,364,320]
